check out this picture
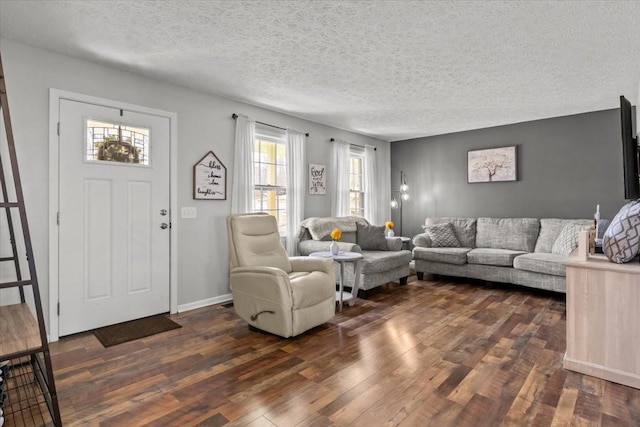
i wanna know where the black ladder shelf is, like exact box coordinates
[0,54,62,426]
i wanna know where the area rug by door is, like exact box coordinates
[92,314,182,347]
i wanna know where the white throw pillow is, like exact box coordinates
[551,223,590,256]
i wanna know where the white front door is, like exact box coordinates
[58,99,170,336]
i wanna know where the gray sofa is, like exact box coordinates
[412,217,592,293]
[297,216,412,293]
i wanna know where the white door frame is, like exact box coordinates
[48,89,178,342]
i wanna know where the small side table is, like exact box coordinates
[397,236,411,250]
[309,251,363,311]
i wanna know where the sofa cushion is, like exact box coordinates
[423,222,461,248]
[412,247,471,265]
[603,200,640,263]
[534,218,593,253]
[424,217,477,248]
[513,253,568,277]
[360,250,412,274]
[356,223,388,250]
[551,223,591,256]
[475,218,540,252]
[467,248,527,267]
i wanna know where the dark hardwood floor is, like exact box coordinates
[45,276,639,426]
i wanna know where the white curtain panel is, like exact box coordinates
[331,138,351,217]
[231,114,255,214]
[364,145,383,225]
[286,129,305,255]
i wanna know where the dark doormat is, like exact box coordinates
[92,314,182,348]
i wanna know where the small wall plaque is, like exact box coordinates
[309,163,326,195]
[194,151,226,200]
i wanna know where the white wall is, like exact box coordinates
[0,39,390,326]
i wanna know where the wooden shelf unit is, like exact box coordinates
[0,303,43,358]
[0,54,62,426]
[564,231,640,389]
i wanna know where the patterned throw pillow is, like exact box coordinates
[551,223,590,256]
[603,200,640,263]
[424,222,461,248]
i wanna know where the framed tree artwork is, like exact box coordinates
[194,151,226,199]
[468,146,517,183]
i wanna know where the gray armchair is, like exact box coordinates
[227,213,336,338]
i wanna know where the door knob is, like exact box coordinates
[160,223,169,229]
[160,209,167,216]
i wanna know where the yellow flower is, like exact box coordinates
[330,228,342,241]
[385,221,395,229]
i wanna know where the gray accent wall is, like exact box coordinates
[390,108,632,240]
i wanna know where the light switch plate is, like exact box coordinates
[181,207,197,219]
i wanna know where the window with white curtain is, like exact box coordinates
[253,125,287,232]
[349,150,365,217]
[332,140,378,222]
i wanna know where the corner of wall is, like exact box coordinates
[636,80,640,131]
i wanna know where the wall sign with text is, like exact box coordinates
[309,163,326,195]
[194,151,227,200]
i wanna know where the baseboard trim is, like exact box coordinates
[177,294,233,313]
[563,354,640,389]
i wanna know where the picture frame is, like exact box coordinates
[468,146,517,183]
[308,163,326,195]
[193,151,226,199]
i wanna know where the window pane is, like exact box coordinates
[349,191,363,217]
[253,140,261,162]
[350,174,362,191]
[268,164,278,186]
[276,165,286,187]
[86,119,149,166]
[254,189,263,210]
[354,158,362,174]
[349,157,363,191]
[253,138,287,233]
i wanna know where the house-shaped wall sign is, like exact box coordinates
[193,151,227,200]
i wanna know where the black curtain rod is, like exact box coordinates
[330,138,376,151]
[232,113,309,137]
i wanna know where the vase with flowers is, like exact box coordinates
[330,228,342,255]
[385,221,395,238]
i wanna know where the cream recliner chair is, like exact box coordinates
[227,213,336,338]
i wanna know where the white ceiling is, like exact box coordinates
[1,0,639,141]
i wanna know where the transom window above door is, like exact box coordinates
[85,119,150,166]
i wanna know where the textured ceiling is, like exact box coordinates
[1,0,639,141]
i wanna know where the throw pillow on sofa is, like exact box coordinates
[356,223,388,250]
[603,200,640,263]
[551,223,590,256]
[424,222,461,248]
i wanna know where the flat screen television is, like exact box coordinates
[620,95,639,200]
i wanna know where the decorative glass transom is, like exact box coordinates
[86,119,150,166]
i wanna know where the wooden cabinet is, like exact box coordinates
[564,236,640,389]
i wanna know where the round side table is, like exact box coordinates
[309,251,363,311]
